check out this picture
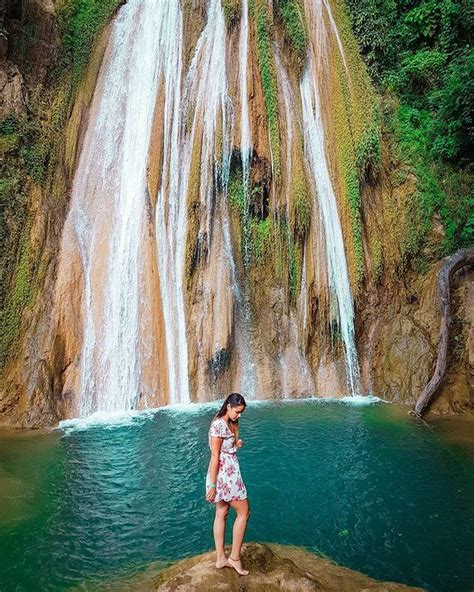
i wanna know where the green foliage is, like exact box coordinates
[228,169,273,266]
[389,105,444,260]
[0,116,18,135]
[438,166,474,254]
[229,173,245,215]
[393,49,446,94]
[0,222,38,367]
[388,100,473,262]
[57,0,123,85]
[1,115,50,185]
[344,0,397,82]
[248,217,271,264]
[346,0,473,259]
[355,121,382,180]
[294,190,310,240]
[19,119,49,184]
[253,0,281,182]
[429,48,474,162]
[345,0,473,163]
[288,236,299,301]
[346,169,364,285]
[274,0,308,67]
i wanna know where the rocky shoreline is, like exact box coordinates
[94,543,425,591]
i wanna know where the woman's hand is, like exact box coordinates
[236,439,244,448]
[206,487,217,502]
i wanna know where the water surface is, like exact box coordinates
[0,399,472,591]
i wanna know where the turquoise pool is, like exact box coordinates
[0,399,472,591]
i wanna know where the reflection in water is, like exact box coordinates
[0,401,473,592]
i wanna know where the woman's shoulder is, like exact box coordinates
[209,417,229,437]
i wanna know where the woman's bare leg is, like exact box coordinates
[213,501,230,567]
[227,499,250,575]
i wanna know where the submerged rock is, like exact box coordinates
[104,543,424,591]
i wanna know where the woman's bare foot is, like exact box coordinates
[228,556,249,575]
[215,557,229,569]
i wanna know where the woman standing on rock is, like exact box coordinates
[205,392,250,576]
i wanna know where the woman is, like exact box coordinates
[205,393,250,576]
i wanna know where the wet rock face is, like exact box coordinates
[0,0,471,426]
[358,267,474,414]
[0,62,27,118]
[124,543,424,591]
[3,0,59,85]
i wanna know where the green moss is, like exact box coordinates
[273,213,302,303]
[0,133,20,157]
[253,0,281,183]
[288,236,299,301]
[290,155,311,240]
[50,89,71,134]
[229,172,245,215]
[57,0,124,86]
[346,169,364,285]
[355,120,381,180]
[274,0,308,69]
[327,0,383,292]
[21,140,49,184]
[370,236,383,282]
[0,222,38,367]
[0,115,18,135]
[248,217,271,264]
[294,192,310,240]
[389,104,445,263]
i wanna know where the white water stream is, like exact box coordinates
[65,0,167,415]
[58,0,362,417]
[301,0,361,393]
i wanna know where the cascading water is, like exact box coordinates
[235,0,258,397]
[323,0,349,74]
[275,45,315,397]
[154,2,190,405]
[239,0,252,265]
[176,0,257,399]
[62,0,167,416]
[301,0,361,394]
[52,0,367,419]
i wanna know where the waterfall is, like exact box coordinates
[275,45,315,397]
[178,0,258,398]
[52,0,368,418]
[323,0,349,75]
[60,0,167,415]
[300,0,361,394]
[154,2,189,404]
[235,0,258,396]
[239,0,252,265]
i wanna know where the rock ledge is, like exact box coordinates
[113,543,424,591]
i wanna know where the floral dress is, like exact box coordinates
[205,417,247,503]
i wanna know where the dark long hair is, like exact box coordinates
[213,392,246,441]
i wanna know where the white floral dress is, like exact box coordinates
[205,417,247,503]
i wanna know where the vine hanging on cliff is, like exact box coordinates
[411,248,474,417]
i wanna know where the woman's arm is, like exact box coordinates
[206,436,223,501]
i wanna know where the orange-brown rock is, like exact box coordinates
[105,543,425,591]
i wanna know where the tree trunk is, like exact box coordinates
[412,248,474,416]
